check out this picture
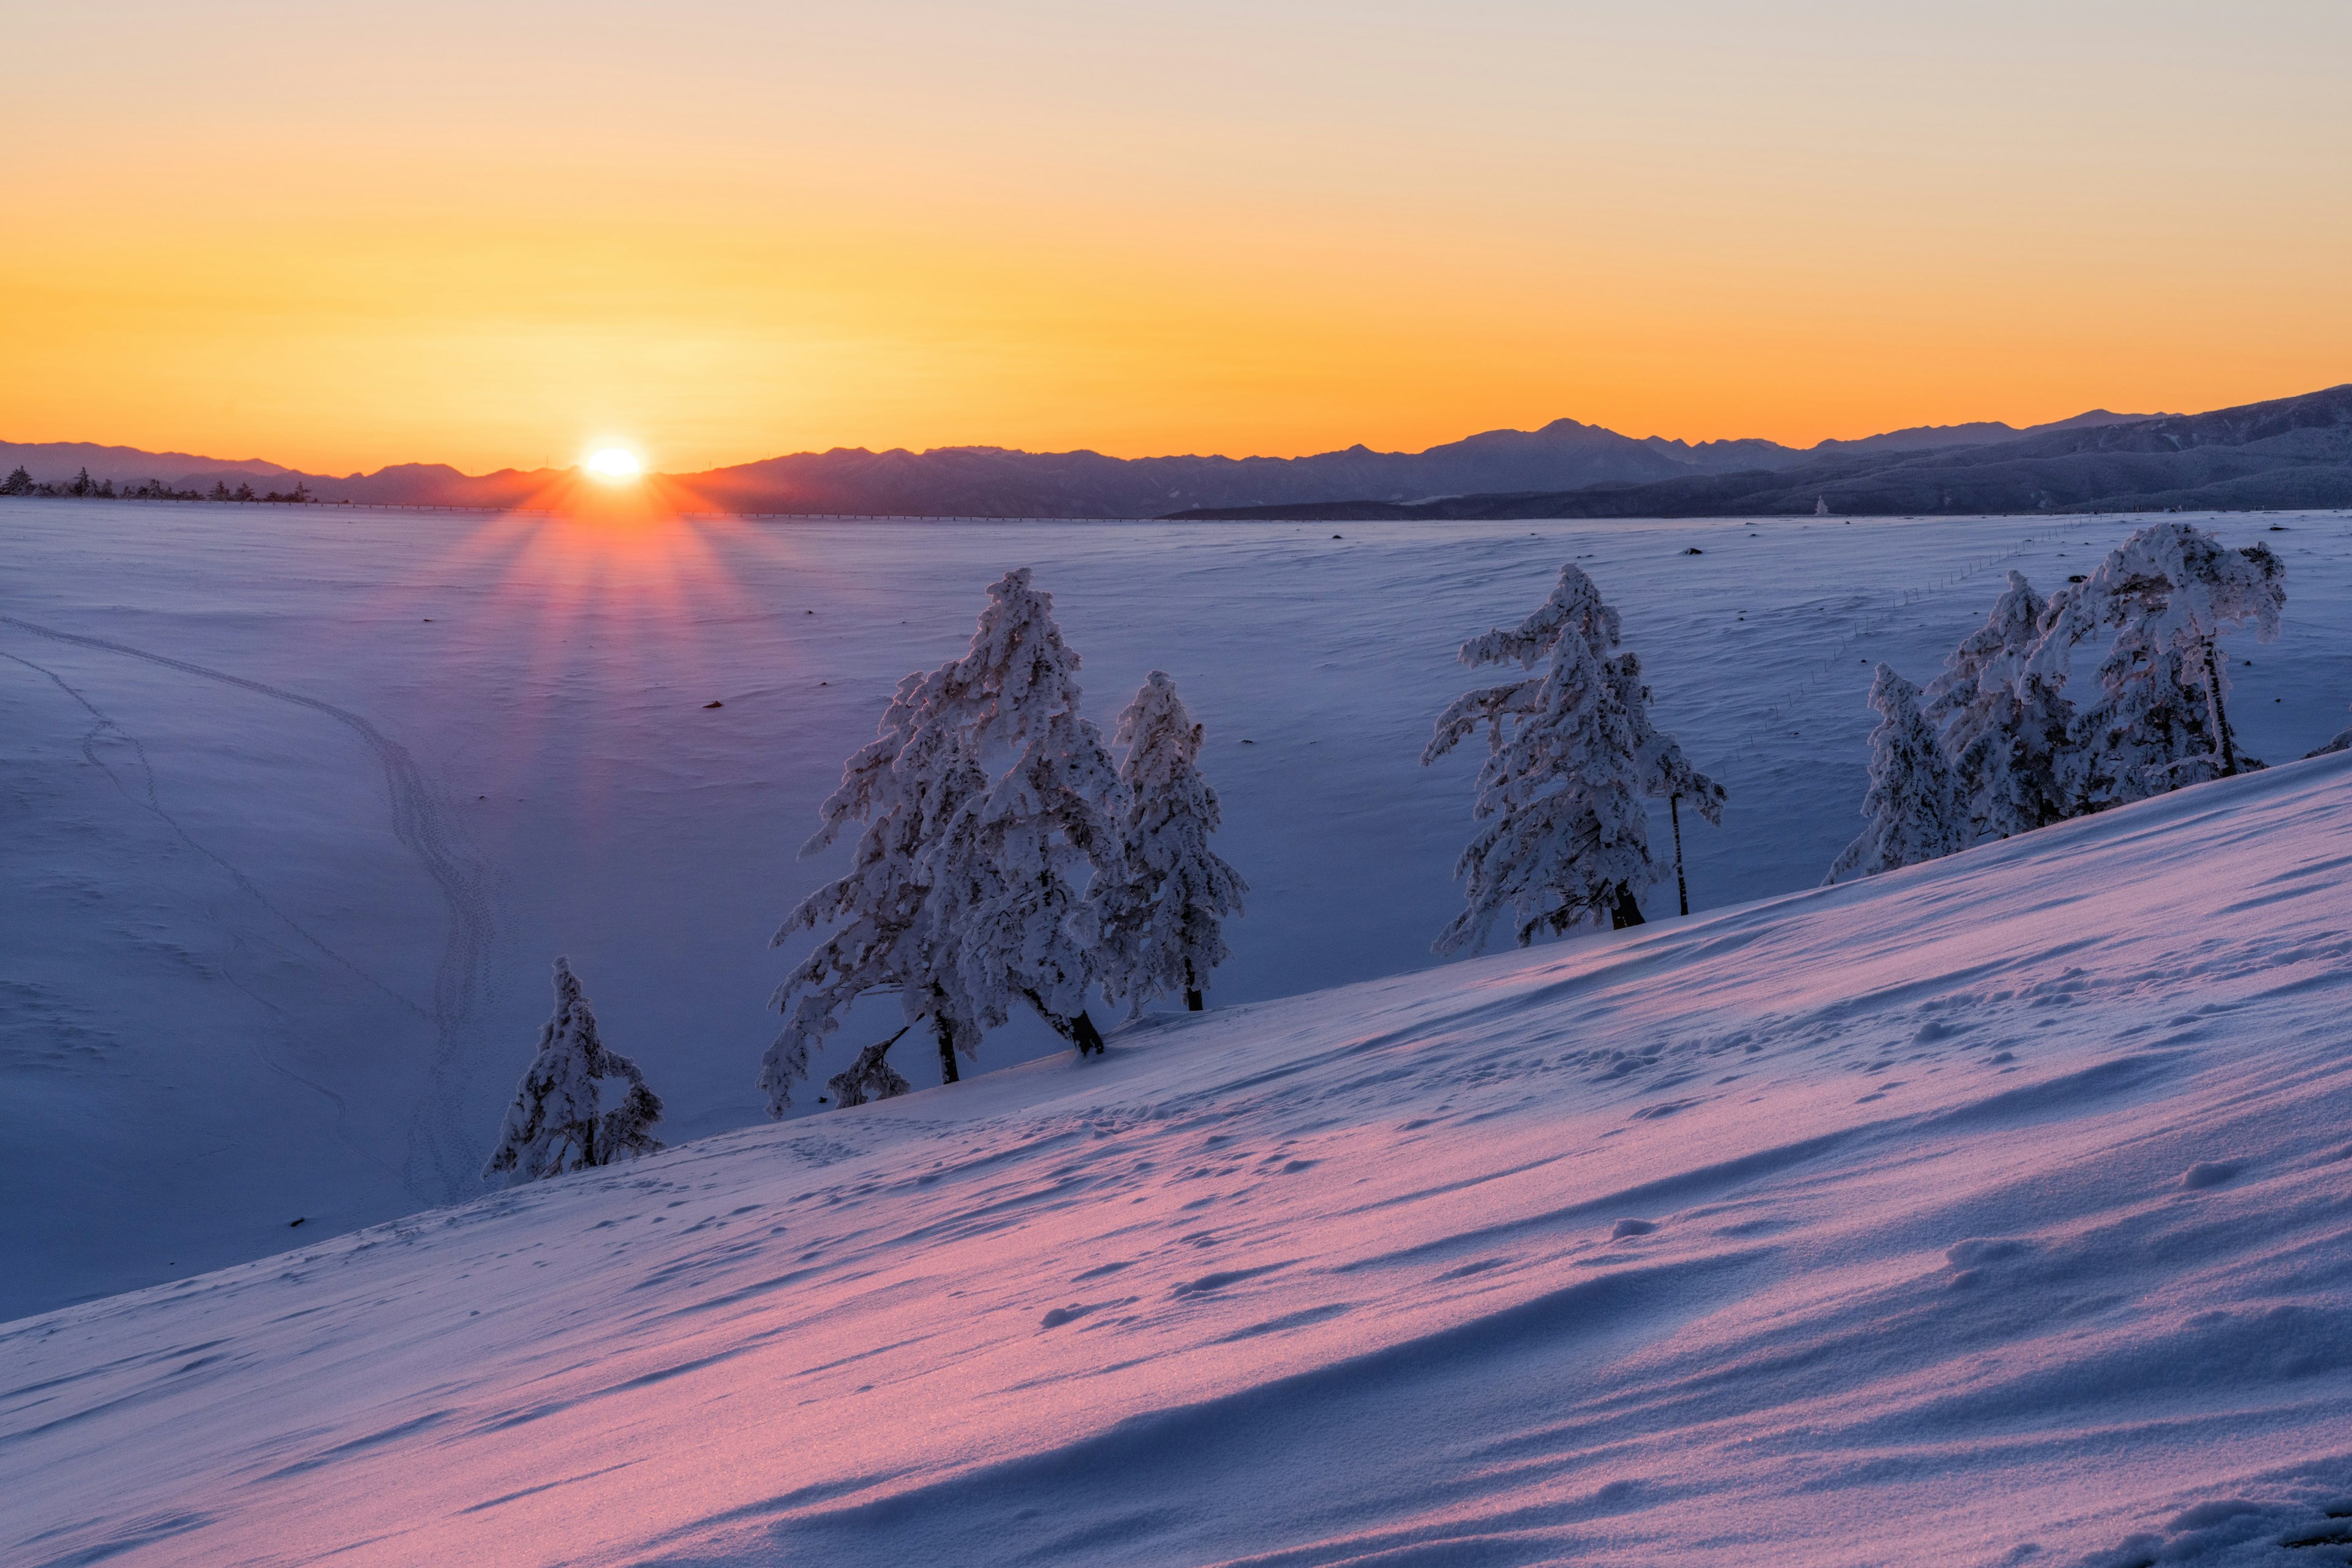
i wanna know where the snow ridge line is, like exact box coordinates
[0,612,497,1203]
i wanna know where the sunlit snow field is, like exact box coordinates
[3,500,2350,1318]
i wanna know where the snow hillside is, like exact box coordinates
[7,754,2351,1567]
[6,500,2351,1319]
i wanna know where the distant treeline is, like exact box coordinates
[1,466,314,503]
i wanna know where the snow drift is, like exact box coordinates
[7,752,2351,1567]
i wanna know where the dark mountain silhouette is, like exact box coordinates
[1173,386,2352,521]
[0,405,2169,518]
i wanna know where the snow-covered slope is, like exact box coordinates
[7,754,2350,1567]
[7,500,2351,1319]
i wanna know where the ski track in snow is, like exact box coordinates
[4,755,2351,1567]
[0,648,432,1028]
[0,612,497,1199]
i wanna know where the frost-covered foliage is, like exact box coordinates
[1825,665,1968,885]
[484,957,664,1184]
[1095,671,1249,1016]
[763,668,981,1114]
[1425,565,1659,953]
[2021,523,2285,807]
[1926,571,2076,840]
[767,569,1118,1112]
[913,568,1118,1057]
[1607,650,1724,914]
[1610,651,1726,826]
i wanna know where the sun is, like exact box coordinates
[583,445,644,483]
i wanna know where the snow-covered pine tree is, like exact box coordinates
[764,666,984,1113]
[484,957,664,1184]
[1424,564,1658,954]
[766,569,1120,1112]
[1608,650,1727,917]
[2021,523,2285,807]
[918,568,1120,1056]
[1823,664,1968,884]
[1094,671,1249,1016]
[1924,571,2076,840]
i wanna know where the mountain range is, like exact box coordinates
[1178,385,2352,521]
[10,387,2350,519]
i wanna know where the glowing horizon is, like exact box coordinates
[4,4,2347,477]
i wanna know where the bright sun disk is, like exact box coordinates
[584,446,643,481]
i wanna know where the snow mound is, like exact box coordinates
[7,756,2352,1567]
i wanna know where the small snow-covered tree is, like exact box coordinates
[1824,665,1968,884]
[484,957,664,1184]
[2021,523,2284,807]
[1095,671,1248,1015]
[1425,565,1659,953]
[767,569,1119,1112]
[1925,571,2076,840]
[1609,650,1726,917]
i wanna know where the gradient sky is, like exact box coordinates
[7,2,2348,475]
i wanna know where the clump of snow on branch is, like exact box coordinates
[1926,570,2076,840]
[826,1027,915,1108]
[1424,564,1662,953]
[484,957,664,1183]
[1095,671,1248,1016]
[766,568,1117,1112]
[1825,664,1967,885]
[2020,522,2283,807]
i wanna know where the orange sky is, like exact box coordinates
[6,2,2348,475]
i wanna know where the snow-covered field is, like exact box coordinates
[4,501,2350,1324]
[8,742,2352,1566]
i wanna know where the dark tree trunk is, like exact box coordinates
[1610,885,1646,930]
[933,1014,959,1085]
[2202,637,2239,775]
[1185,959,1203,1012]
[1024,991,1107,1056]
[1669,793,1689,918]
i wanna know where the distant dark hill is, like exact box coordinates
[3,405,2158,518]
[682,418,1760,518]
[1172,386,2352,521]
[0,440,297,491]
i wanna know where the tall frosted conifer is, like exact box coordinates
[1425,565,1660,953]
[1825,665,1967,884]
[767,569,1118,1112]
[1095,671,1248,1016]
[484,958,664,1183]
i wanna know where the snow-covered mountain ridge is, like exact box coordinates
[9,752,2351,1567]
